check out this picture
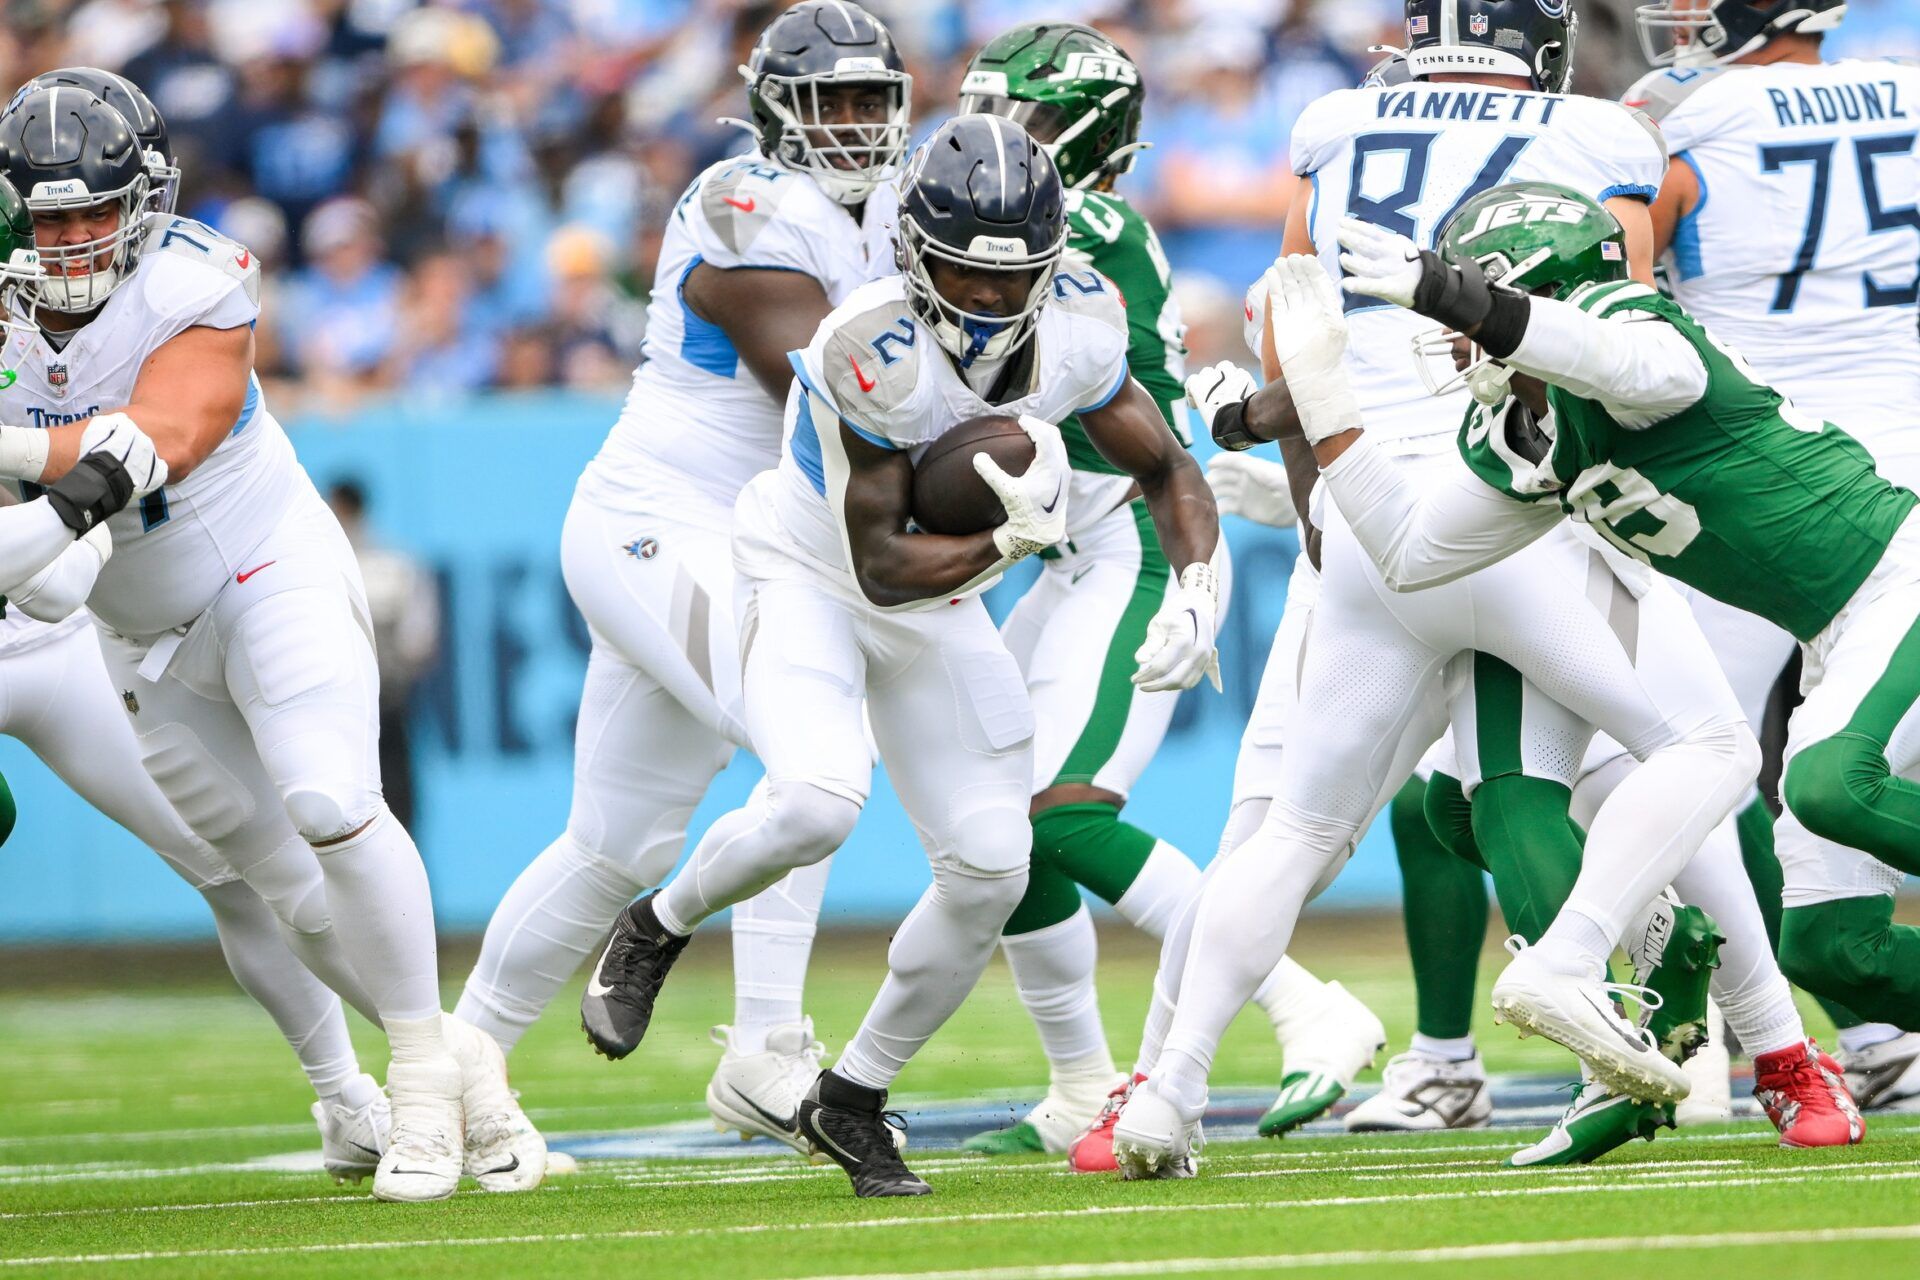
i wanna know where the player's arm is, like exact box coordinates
[29,324,252,485]
[1079,377,1224,691]
[830,426,1009,610]
[683,266,834,401]
[0,430,156,589]
[6,525,111,621]
[1606,195,1658,287]
[1647,156,1700,261]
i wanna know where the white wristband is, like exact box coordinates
[0,425,49,483]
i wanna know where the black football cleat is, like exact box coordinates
[580,893,690,1059]
[798,1069,931,1198]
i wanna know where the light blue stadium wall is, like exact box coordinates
[0,392,1402,942]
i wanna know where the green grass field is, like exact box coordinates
[3,915,1917,1279]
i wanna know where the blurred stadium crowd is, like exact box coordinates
[0,0,1912,412]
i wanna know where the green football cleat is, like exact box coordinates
[1257,1070,1347,1137]
[961,1120,1048,1156]
[1508,1082,1672,1167]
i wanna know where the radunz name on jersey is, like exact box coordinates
[1766,79,1907,128]
[26,405,100,428]
[1375,89,1564,126]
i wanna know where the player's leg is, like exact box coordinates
[811,597,1034,1196]
[582,568,870,1075]
[2,621,383,1171]
[456,495,736,1054]
[1116,520,1454,1176]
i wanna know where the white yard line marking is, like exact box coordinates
[5,1171,1918,1265]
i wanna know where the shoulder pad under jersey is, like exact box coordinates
[820,296,924,419]
[1622,65,1729,122]
[1046,269,1127,334]
[699,160,807,260]
[141,215,262,306]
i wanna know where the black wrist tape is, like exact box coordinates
[1409,252,1533,359]
[46,453,133,536]
[1211,397,1260,452]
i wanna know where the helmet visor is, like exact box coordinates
[901,217,1065,364]
[1635,0,1727,66]
[957,95,1070,145]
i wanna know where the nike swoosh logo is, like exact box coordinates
[585,939,618,998]
[724,196,756,213]
[1070,566,1093,585]
[1040,479,1062,514]
[235,561,276,584]
[805,1111,863,1165]
[235,250,252,269]
[1580,990,1650,1053]
[731,1086,797,1134]
[348,1141,381,1159]
[479,1155,520,1176]
[850,355,876,393]
[386,1166,445,1177]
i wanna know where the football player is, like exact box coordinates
[1112,0,1763,1179]
[579,113,1221,1197]
[947,22,1383,1163]
[0,86,533,1203]
[451,0,912,1157]
[0,122,389,1179]
[1301,178,1915,1121]
[1626,0,1920,1112]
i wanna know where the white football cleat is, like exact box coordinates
[312,1075,389,1183]
[1343,1048,1492,1132]
[706,1020,827,1159]
[372,1055,465,1203]
[1839,1031,1920,1113]
[1675,1003,1732,1126]
[1261,981,1387,1135]
[444,1013,546,1193]
[1111,1078,1202,1181]
[1490,939,1691,1105]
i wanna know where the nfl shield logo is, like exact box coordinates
[1471,14,1490,35]
[47,362,66,396]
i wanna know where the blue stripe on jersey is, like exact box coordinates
[228,372,261,437]
[1598,183,1660,204]
[791,393,828,495]
[786,351,900,450]
[678,255,740,378]
[1670,152,1709,282]
[1308,172,1321,243]
[1079,362,1131,413]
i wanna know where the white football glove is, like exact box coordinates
[1133,561,1222,693]
[79,411,167,498]
[1336,217,1426,309]
[1184,361,1259,438]
[976,414,1069,562]
[1206,452,1297,529]
[1265,255,1362,443]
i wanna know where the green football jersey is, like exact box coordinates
[1060,189,1187,475]
[1459,281,1917,642]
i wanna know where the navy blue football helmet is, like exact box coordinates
[896,114,1066,366]
[739,0,911,205]
[1637,1,1846,67]
[24,68,178,217]
[1402,1,1578,94]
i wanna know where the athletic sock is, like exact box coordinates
[199,879,362,1096]
[1392,775,1487,1040]
[1037,803,1158,907]
[310,807,443,1026]
[1110,840,1200,939]
[1002,904,1111,1067]
[1734,795,1785,951]
[1471,774,1583,943]
[730,856,832,1054]
[1837,1023,1906,1055]
[319,1071,383,1113]
[1250,955,1329,1039]
[454,831,649,1052]
[1669,819,1805,1058]
[1409,1033,1476,1062]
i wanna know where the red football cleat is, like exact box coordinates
[1753,1039,1864,1149]
[1068,1073,1146,1173]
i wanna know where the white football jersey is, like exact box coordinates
[1627,59,1920,461]
[578,154,900,516]
[1292,84,1668,456]
[749,272,1130,608]
[0,216,302,638]
[0,603,90,655]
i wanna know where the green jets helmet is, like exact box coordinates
[0,175,42,384]
[958,22,1146,191]
[1416,181,1627,399]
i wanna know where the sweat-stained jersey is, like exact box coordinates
[749,272,1130,609]
[1292,83,1667,456]
[579,154,900,518]
[1458,282,1916,641]
[1625,59,1920,460]
[0,216,299,639]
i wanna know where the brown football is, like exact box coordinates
[909,415,1037,536]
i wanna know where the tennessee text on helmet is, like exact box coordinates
[1399,0,1580,94]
